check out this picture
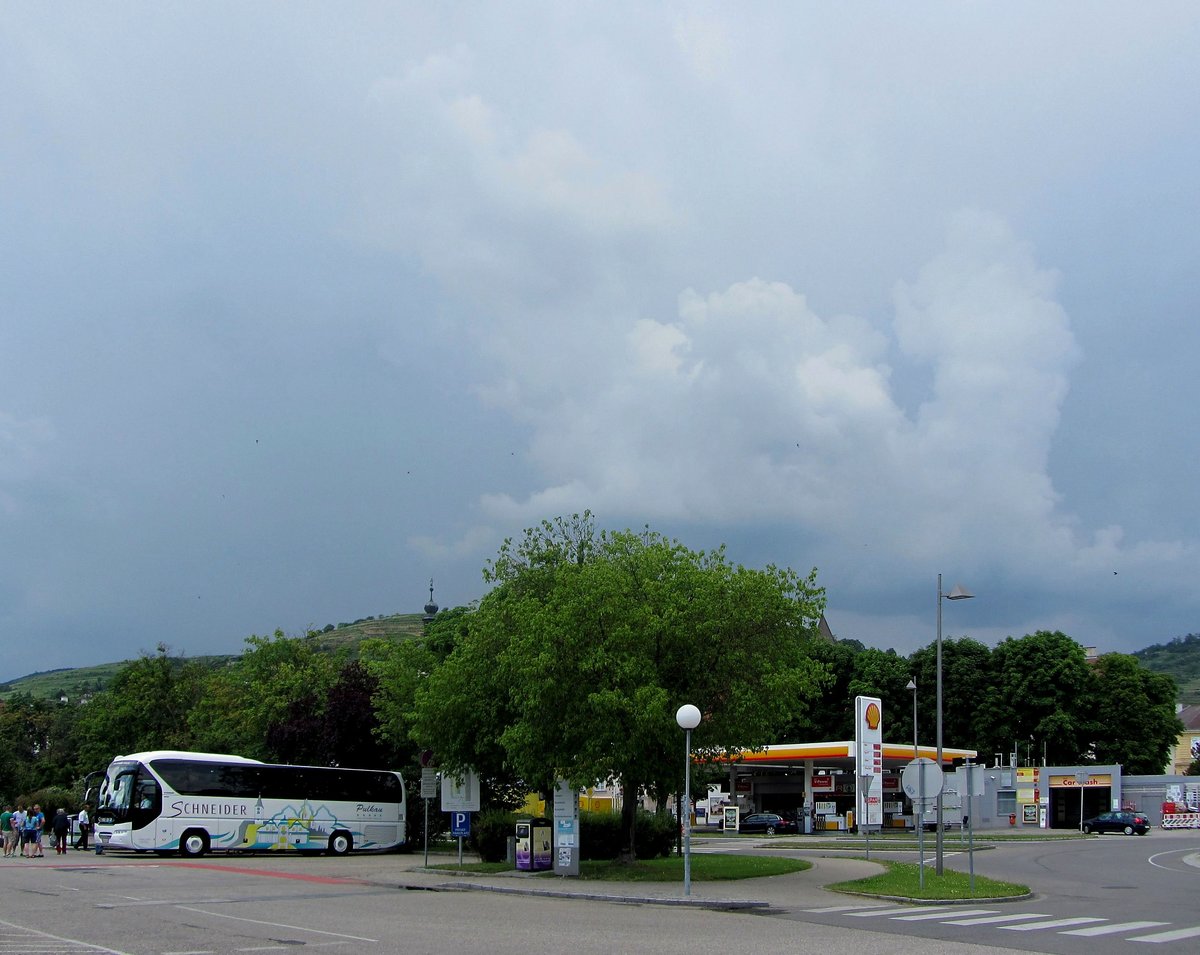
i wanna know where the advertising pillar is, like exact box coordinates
[552,779,580,876]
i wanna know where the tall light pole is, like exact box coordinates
[907,678,923,890]
[676,703,701,897]
[936,573,973,875]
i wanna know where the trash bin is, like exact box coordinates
[1009,812,1016,826]
[515,818,552,871]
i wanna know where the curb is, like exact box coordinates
[429,880,771,910]
[832,889,1035,905]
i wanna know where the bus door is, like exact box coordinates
[131,775,162,834]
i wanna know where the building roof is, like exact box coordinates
[1178,704,1200,731]
[714,741,977,768]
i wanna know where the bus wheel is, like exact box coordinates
[327,831,352,856]
[180,830,209,858]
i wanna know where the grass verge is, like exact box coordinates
[766,832,1084,850]
[428,854,811,882]
[829,860,1029,900]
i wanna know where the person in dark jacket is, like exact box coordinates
[51,808,70,855]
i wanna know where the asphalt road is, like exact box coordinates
[1,831,1197,955]
[698,827,1200,953]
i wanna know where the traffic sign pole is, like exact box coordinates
[902,757,943,891]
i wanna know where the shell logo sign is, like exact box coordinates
[855,695,884,828]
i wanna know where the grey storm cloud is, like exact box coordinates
[2,2,1198,672]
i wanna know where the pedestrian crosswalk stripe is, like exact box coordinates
[1001,917,1107,931]
[803,903,1200,943]
[1129,925,1200,943]
[893,908,998,921]
[1061,921,1169,936]
[846,906,959,918]
[943,913,1054,926]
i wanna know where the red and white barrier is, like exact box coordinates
[1160,813,1200,829]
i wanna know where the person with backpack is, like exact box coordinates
[51,809,70,855]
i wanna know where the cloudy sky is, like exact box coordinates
[3,2,1198,676]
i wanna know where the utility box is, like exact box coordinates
[515,818,552,871]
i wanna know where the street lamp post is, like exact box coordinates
[907,678,923,890]
[936,573,973,875]
[676,704,702,897]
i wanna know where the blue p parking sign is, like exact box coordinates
[450,811,470,838]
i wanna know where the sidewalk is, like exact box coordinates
[373,853,889,912]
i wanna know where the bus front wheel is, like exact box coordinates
[327,831,352,856]
[180,830,209,858]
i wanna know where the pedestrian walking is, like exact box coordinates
[75,804,91,851]
[52,808,70,855]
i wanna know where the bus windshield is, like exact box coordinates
[100,761,140,816]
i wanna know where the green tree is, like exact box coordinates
[410,514,826,862]
[849,647,915,742]
[908,637,994,753]
[188,630,338,760]
[975,631,1094,764]
[72,644,207,774]
[361,637,439,763]
[783,640,855,740]
[320,661,387,768]
[0,694,59,800]
[1088,653,1183,774]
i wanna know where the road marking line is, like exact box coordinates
[1001,917,1106,931]
[176,906,378,942]
[164,862,369,886]
[1129,925,1200,942]
[98,898,237,908]
[893,908,998,921]
[0,916,134,954]
[1060,921,1169,936]
[846,905,959,917]
[943,913,1054,926]
[804,904,891,912]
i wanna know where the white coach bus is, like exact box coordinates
[92,750,406,857]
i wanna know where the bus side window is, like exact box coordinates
[136,779,160,810]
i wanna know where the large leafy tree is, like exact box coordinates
[188,630,338,760]
[848,647,915,743]
[908,637,994,753]
[321,661,387,768]
[0,694,61,800]
[975,631,1094,764]
[1088,653,1182,773]
[411,513,826,861]
[783,642,910,742]
[782,640,854,740]
[72,644,207,774]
